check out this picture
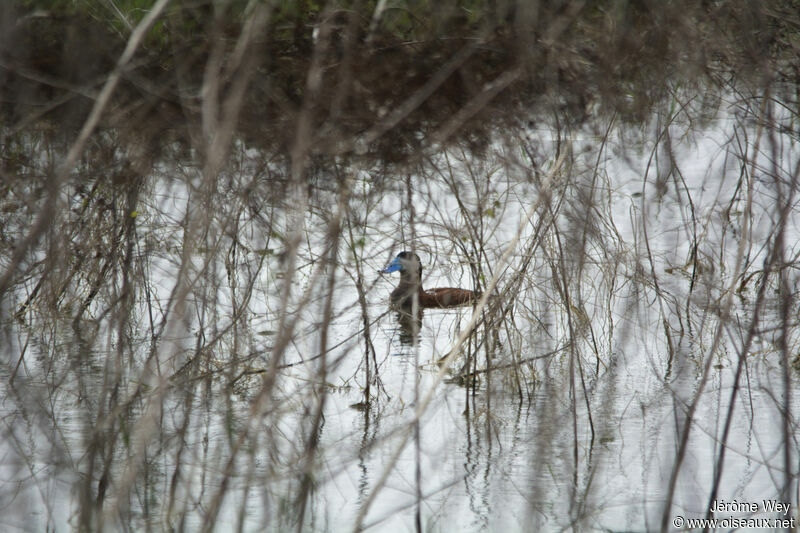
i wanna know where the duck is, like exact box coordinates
[379,251,481,310]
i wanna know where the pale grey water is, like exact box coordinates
[2,103,800,532]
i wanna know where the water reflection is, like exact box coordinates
[394,309,423,346]
[4,102,800,532]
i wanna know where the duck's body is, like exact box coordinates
[390,284,479,309]
[380,251,480,311]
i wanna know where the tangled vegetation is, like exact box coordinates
[1,1,800,531]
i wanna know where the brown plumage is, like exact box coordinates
[380,251,480,311]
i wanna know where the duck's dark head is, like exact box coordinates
[379,251,423,280]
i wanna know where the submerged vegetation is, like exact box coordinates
[1,1,800,531]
